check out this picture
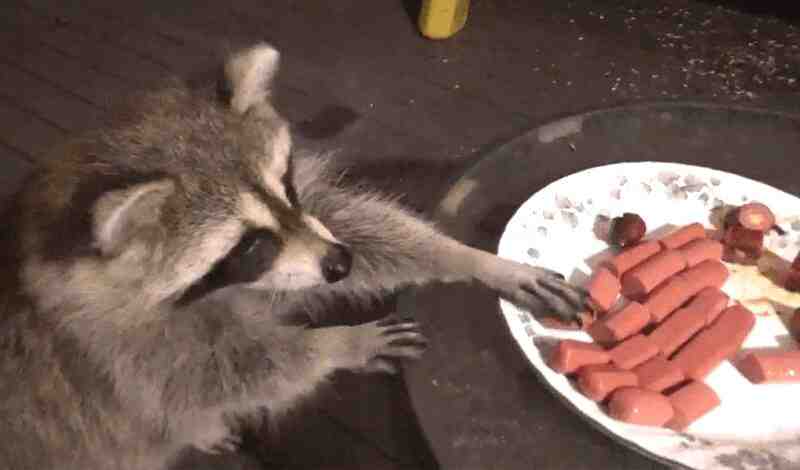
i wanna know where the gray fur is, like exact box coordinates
[0,43,585,470]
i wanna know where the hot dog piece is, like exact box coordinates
[610,213,647,247]
[549,339,611,374]
[586,267,621,313]
[687,287,730,325]
[671,305,756,380]
[647,305,706,357]
[737,351,800,384]
[609,334,660,370]
[608,387,675,427]
[737,202,775,232]
[643,276,695,323]
[633,356,686,392]
[589,302,651,345]
[621,250,687,299]
[723,223,764,256]
[577,364,639,402]
[678,260,729,293]
[679,239,724,268]
[666,381,720,431]
[603,241,662,277]
[659,223,706,250]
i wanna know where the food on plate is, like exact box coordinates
[549,339,611,374]
[735,202,776,232]
[666,381,721,431]
[532,197,797,433]
[648,306,707,357]
[607,387,675,426]
[792,308,800,341]
[658,223,706,250]
[589,302,651,345]
[677,260,729,293]
[621,250,687,299]
[671,305,756,380]
[603,241,662,276]
[678,239,724,268]
[609,334,660,370]
[737,350,800,384]
[723,223,764,256]
[610,213,647,247]
[633,356,686,392]
[586,267,621,312]
[686,287,730,325]
[577,363,639,402]
[643,276,695,323]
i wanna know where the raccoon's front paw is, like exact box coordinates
[346,316,428,375]
[492,260,588,322]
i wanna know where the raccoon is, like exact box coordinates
[0,43,586,470]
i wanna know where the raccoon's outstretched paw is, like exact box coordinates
[348,317,428,375]
[493,261,588,322]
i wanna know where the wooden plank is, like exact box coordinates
[67,0,522,159]
[0,30,134,110]
[0,98,67,162]
[0,62,105,135]
[20,0,213,76]
[0,4,167,86]
[0,143,34,203]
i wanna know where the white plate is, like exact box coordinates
[497,162,800,469]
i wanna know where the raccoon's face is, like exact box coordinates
[21,43,351,315]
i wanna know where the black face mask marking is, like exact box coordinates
[176,228,281,306]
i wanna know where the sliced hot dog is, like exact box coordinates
[723,223,764,256]
[643,276,695,323]
[677,260,729,293]
[603,241,661,277]
[666,381,720,431]
[687,287,730,325]
[671,304,756,380]
[589,302,651,345]
[609,334,660,370]
[678,238,724,268]
[659,223,706,250]
[621,250,687,300]
[736,202,775,232]
[647,305,707,357]
[577,363,638,402]
[737,350,800,384]
[607,387,675,427]
[549,339,611,374]
[586,267,621,313]
[633,356,686,392]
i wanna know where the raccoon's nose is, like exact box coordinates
[321,244,352,283]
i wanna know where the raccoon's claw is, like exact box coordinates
[347,319,427,375]
[492,261,588,322]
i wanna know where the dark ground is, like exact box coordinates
[1,1,798,469]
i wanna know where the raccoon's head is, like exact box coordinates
[20,43,352,317]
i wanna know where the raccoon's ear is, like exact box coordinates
[222,42,280,114]
[92,180,175,256]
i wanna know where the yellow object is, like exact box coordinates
[418,0,470,40]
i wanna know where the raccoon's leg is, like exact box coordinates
[163,313,425,454]
[296,162,586,321]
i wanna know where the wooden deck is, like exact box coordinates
[1,1,798,468]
